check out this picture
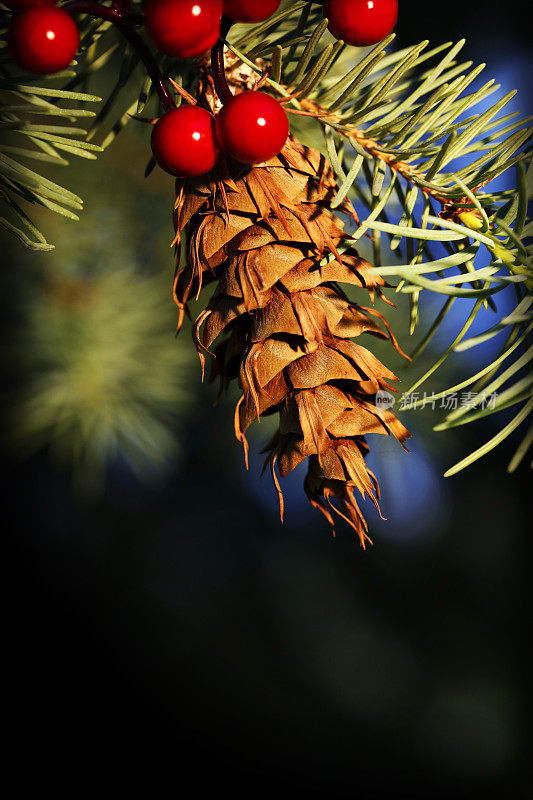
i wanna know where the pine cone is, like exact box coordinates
[173,101,410,544]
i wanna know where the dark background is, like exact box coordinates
[2,1,531,793]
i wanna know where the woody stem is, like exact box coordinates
[211,15,235,105]
[64,1,175,111]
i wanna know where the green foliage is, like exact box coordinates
[0,10,104,247]
[227,1,532,475]
[1,0,531,475]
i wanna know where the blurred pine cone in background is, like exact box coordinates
[7,263,191,493]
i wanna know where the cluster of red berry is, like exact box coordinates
[148,0,398,178]
[145,1,399,58]
[147,1,288,176]
[4,0,398,179]
[151,91,289,177]
[143,0,399,64]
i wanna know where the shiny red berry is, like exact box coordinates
[222,0,280,23]
[3,0,56,9]
[216,91,289,165]
[144,0,223,59]
[151,105,219,177]
[323,0,398,47]
[8,8,79,74]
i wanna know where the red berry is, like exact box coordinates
[8,8,79,74]
[4,0,56,9]
[144,0,223,59]
[216,91,289,165]
[151,105,219,177]
[222,0,280,23]
[323,0,398,47]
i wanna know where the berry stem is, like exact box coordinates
[211,15,234,105]
[114,0,132,14]
[63,1,175,111]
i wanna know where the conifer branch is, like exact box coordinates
[1,0,531,480]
